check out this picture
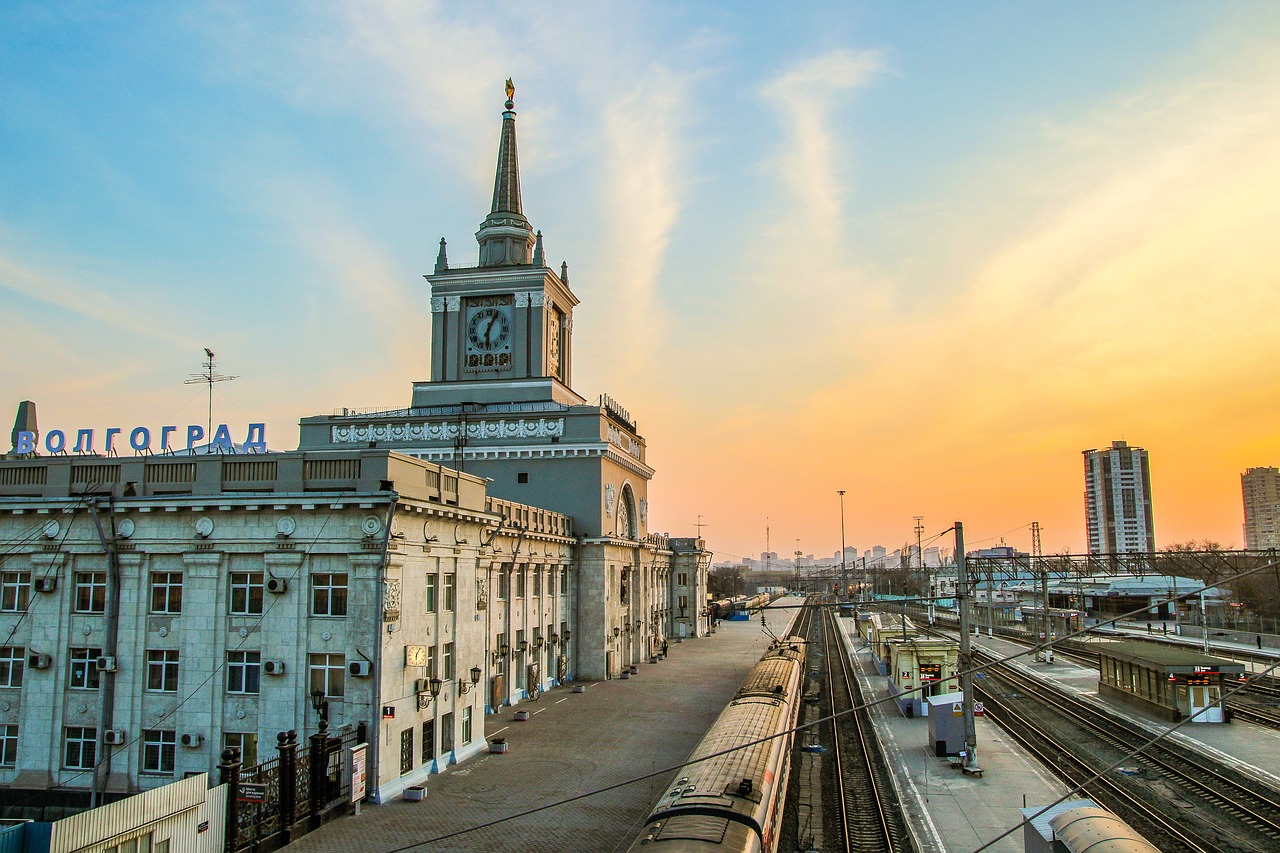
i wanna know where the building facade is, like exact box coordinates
[0,450,587,805]
[298,85,710,676]
[1241,466,1280,550]
[1083,440,1155,555]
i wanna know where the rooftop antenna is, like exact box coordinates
[184,348,238,447]
[694,514,709,539]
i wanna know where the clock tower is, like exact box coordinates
[415,83,579,408]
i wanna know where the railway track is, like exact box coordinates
[974,648,1280,852]
[813,606,915,853]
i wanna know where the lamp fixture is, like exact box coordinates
[563,629,571,642]
[471,665,482,684]
[612,626,621,638]
[516,639,528,654]
[550,632,560,646]
[310,689,326,712]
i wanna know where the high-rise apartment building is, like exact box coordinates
[1242,466,1280,549]
[1083,440,1155,554]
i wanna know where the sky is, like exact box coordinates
[2,2,1280,563]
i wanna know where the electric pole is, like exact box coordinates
[957,521,979,772]
[838,491,848,602]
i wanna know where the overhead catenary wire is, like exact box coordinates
[380,560,1279,852]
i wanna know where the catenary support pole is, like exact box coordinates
[957,522,979,772]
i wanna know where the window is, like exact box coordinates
[0,572,30,612]
[224,732,258,768]
[442,643,454,680]
[69,647,102,689]
[679,595,688,610]
[426,645,437,679]
[312,573,349,617]
[308,653,345,699]
[74,572,107,614]
[443,573,455,611]
[516,570,525,599]
[141,729,176,775]
[677,572,688,586]
[517,472,528,484]
[229,572,264,616]
[497,570,509,600]
[64,726,97,770]
[462,706,472,745]
[149,572,183,614]
[146,650,179,692]
[560,569,568,596]
[440,712,454,754]
[533,569,542,597]
[421,720,435,763]
[226,651,261,694]
[0,724,16,767]
[425,575,437,613]
[400,727,414,775]
[494,632,505,676]
[0,647,23,688]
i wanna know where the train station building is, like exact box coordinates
[0,85,710,808]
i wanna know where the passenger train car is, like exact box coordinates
[625,636,806,853]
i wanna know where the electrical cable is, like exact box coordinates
[382,561,1279,851]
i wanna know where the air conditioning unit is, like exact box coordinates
[263,660,286,676]
[95,655,117,672]
[414,678,432,693]
[180,733,203,748]
[33,577,57,593]
[266,577,288,594]
[104,730,126,745]
[348,661,371,677]
[28,653,52,669]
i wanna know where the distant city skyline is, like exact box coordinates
[3,3,1280,560]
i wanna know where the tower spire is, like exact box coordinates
[476,79,534,266]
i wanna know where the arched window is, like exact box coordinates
[617,485,637,540]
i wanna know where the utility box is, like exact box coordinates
[927,691,965,757]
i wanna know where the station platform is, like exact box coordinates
[283,598,802,853]
[833,615,1068,853]
[970,630,1280,792]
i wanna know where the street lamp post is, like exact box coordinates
[838,490,847,603]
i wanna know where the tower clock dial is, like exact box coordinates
[466,307,512,352]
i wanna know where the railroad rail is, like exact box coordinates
[974,648,1280,852]
[814,605,915,853]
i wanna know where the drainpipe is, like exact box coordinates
[87,498,121,808]
[369,493,399,802]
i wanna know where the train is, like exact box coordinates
[708,593,773,622]
[624,635,806,853]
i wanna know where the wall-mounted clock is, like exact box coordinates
[466,306,512,353]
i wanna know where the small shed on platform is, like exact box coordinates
[1097,640,1245,723]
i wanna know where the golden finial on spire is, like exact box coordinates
[505,78,515,101]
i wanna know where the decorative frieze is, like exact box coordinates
[606,425,642,459]
[431,297,446,313]
[445,296,462,311]
[331,418,566,444]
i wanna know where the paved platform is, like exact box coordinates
[834,616,1068,853]
[974,631,1280,793]
[284,599,801,853]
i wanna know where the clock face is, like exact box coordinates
[406,645,428,667]
[467,307,512,352]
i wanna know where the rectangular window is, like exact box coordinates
[69,647,102,689]
[64,726,97,770]
[146,649,180,692]
[311,573,349,617]
[224,732,258,768]
[442,643,454,680]
[141,729,176,775]
[462,706,472,745]
[421,720,435,763]
[426,645,437,679]
[0,572,30,612]
[74,572,107,614]
[677,573,688,586]
[679,595,688,610]
[560,569,568,596]
[425,575,437,613]
[400,727,413,776]
[441,712,454,754]
[229,572,265,616]
[443,573,455,611]
[226,651,261,694]
[494,632,505,676]
[0,647,24,689]
[498,570,509,600]
[533,569,542,597]
[308,653,346,698]
[516,570,525,599]
[0,724,16,767]
[149,572,183,614]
